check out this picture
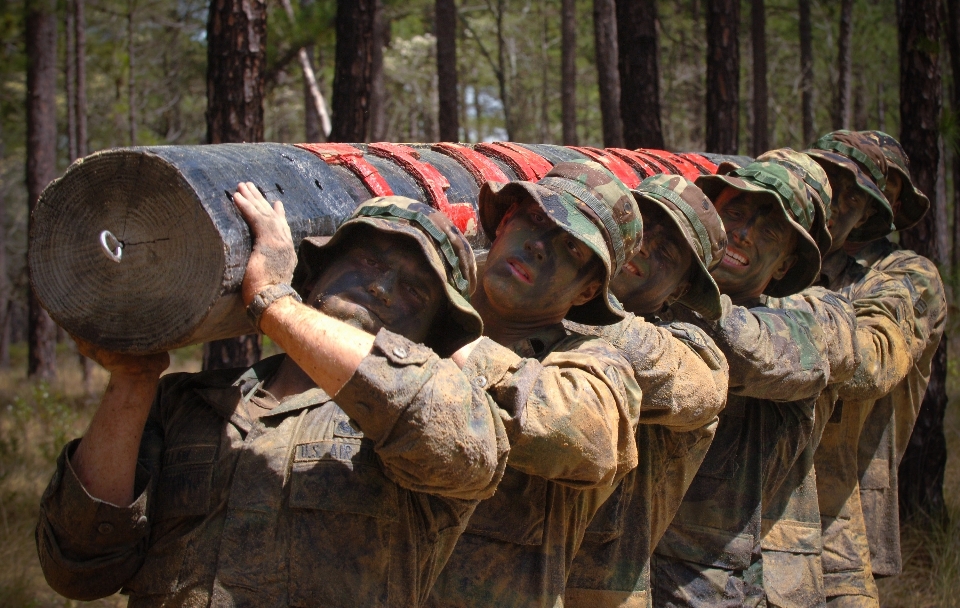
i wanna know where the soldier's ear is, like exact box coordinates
[854,203,878,229]
[772,254,797,281]
[495,201,523,237]
[668,279,692,303]
[571,279,603,306]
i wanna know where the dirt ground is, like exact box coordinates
[1,341,957,607]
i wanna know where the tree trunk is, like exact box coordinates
[436,0,459,141]
[799,0,815,145]
[66,0,77,161]
[833,0,853,130]
[368,0,386,141]
[896,0,947,524]
[561,0,577,145]
[128,0,137,145]
[76,0,87,156]
[617,0,664,149]
[303,46,323,142]
[539,0,550,143]
[750,0,768,156]
[26,0,58,379]
[705,0,740,154]
[947,0,960,276]
[0,123,8,369]
[330,0,376,142]
[204,0,267,370]
[594,0,624,148]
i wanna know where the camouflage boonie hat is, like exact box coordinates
[696,160,822,297]
[292,196,482,356]
[860,130,930,231]
[479,159,643,325]
[757,148,834,256]
[806,130,895,241]
[633,175,726,320]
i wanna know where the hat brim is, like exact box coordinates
[889,166,931,231]
[479,180,625,324]
[695,174,822,297]
[292,220,483,356]
[805,150,895,241]
[634,195,723,320]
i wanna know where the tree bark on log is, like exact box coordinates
[436,0,459,142]
[799,0,815,145]
[204,0,267,370]
[833,0,853,130]
[617,0,664,149]
[896,0,947,524]
[705,0,740,154]
[750,0,768,156]
[561,0,577,145]
[593,0,624,148]
[331,0,376,143]
[25,0,58,379]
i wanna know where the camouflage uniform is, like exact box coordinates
[806,133,919,606]
[851,131,945,578]
[652,161,834,608]
[565,175,730,608]
[37,198,511,607]
[428,162,647,608]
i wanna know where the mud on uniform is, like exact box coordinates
[852,239,946,577]
[37,336,509,608]
[563,311,728,608]
[427,325,642,608]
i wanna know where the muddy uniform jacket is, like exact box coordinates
[651,295,830,608]
[427,324,642,608]
[853,239,946,577]
[761,287,860,608]
[37,330,510,608]
[814,250,917,601]
[563,312,729,608]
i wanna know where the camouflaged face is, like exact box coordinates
[757,148,834,256]
[292,195,483,355]
[859,130,930,231]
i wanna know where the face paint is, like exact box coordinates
[306,227,445,343]
[611,203,693,316]
[823,166,872,253]
[710,190,799,303]
[884,170,903,218]
[482,198,603,321]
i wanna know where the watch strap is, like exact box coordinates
[247,283,302,332]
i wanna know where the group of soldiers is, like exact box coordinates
[35,129,944,608]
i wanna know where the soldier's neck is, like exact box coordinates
[471,285,566,348]
[263,357,318,402]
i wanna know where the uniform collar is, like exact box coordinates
[509,323,569,359]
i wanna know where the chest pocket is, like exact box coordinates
[694,401,747,481]
[465,466,548,545]
[155,444,217,519]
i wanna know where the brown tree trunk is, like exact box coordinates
[750,0,768,156]
[799,0,815,145]
[436,0,459,141]
[539,0,550,143]
[833,0,853,130]
[330,0,376,142]
[368,0,386,141]
[594,0,624,148]
[128,0,137,145]
[896,0,947,524]
[705,0,740,154]
[76,0,87,156]
[66,0,78,161]
[947,0,960,276]
[617,0,664,149]
[0,123,8,369]
[204,0,266,370]
[26,0,58,379]
[561,0,578,145]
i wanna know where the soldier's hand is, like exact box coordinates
[233,181,298,305]
[75,337,170,378]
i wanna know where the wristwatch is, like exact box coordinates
[247,283,302,332]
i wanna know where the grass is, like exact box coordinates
[0,339,956,606]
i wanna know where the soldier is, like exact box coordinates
[652,158,849,608]
[426,161,646,608]
[846,132,946,579]
[564,174,731,608]
[804,130,919,606]
[757,149,861,608]
[36,194,510,607]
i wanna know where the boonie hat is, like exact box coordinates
[292,196,482,356]
[757,148,834,256]
[632,175,726,320]
[859,130,930,231]
[478,159,643,325]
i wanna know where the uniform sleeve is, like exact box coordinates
[684,295,829,401]
[838,270,917,402]
[460,333,642,489]
[334,329,510,501]
[598,316,728,431]
[35,374,174,601]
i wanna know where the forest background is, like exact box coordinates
[1,0,960,605]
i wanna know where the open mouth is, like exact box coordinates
[506,258,534,284]
[723,249,749,267]
[624,261,644,278]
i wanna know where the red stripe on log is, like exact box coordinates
[475,142,553,181]
[568,146,643,188]
[605,148,665,178]
[432,142,510,186]
[295,143,394,197]
[636,148,703,180]
[675,152,719,175]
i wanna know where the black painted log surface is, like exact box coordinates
[30,141,717,353]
